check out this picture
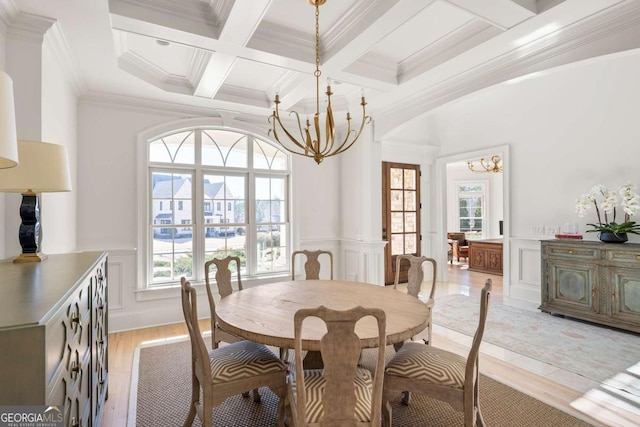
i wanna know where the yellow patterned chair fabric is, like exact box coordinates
[286,305,386,426]
[180,278,287,427]
[383,279,492,427]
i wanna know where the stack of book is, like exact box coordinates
[554,233,583,240]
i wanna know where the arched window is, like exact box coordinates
[146,127,290,286]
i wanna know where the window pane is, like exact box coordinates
[254,138,287,170]
[205,226,247,274]
[149,131,194,164]
[256,177,287,223]
[404,190,416,211]
[404,212,416,232]
[152,233,193,282]
[391,212,404,233]
[391,234,403,255]
[257,225,288,273]
[404,169,416,190]
[151,172,192,230]
[205,174,245,224]
[202,129,248,167]
[390,168,403,189]
[390,190,403,211]
[405,233,416,253]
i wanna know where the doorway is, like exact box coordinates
[435,145,510,292]
[382,162,421,285]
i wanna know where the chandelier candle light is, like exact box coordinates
[268,0,370,164]
[467,155,503,173]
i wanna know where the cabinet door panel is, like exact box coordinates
[547,261,598,313]
[610,267,640,324]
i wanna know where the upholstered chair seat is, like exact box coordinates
[288,368,374,423]
[385,343,466,389]
[208,340,286,384]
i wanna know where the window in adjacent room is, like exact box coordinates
[147,128,290,286]
[457,182,485,239]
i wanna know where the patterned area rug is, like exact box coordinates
[431,293,640,383]
[130,339,595,426]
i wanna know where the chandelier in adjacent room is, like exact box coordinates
[467,155,503,173]
[268,0,370,164]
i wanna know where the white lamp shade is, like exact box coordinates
[0,140,72,192]
[0,70,18,168]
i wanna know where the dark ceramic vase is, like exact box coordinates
[599,232,628,243]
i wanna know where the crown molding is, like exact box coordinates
[80,90,269,125]
[0,0,18,35]
[7,11,55,43]
[118,51,195,95]
[45,21,87,96]
[321,0,386,51]
[215,84,270,110]
[111,0,219,27]
[208,0,235,26]
[185,49,213,88]
[376,0,640,138]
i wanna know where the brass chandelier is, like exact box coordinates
[467,155,503,173]
[268,0,370,164]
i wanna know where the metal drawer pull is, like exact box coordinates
[70,361,80,378]
[71,313,81,327]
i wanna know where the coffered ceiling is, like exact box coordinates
[9,0,640,140]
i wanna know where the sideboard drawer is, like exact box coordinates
[544,244,599,260]
[607,249,640,264]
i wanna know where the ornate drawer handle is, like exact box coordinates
[70,313,81,328]
[568,250,574,254]
[70,361,80,378]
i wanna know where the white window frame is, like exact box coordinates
[137,119,291,291]
[456,181,486,240]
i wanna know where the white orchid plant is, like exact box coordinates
[576,182,640,235]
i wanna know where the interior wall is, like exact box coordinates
[40,31,77,255]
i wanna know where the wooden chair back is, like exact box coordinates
[448,232,469,262]
[292,306,386,426]
[180,278,213,389]
[393,254,437,344]
[204,256,243,348]
[291,249,334,280]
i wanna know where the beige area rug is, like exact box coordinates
[432,293,640,384]
[129,338,595,426]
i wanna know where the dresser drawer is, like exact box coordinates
[545,244,599,260]
[607,249,640,264]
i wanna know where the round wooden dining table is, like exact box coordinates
[215,279,430,354]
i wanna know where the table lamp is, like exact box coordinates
[0,140,71,262]
[0,70,18,168]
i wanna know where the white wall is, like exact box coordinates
[40,31,77,255]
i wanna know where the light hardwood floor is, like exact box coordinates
[101,264,636,427]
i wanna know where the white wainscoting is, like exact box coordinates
[508,238,543,303]
[340,239,387,285]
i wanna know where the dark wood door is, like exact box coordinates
[382,162,421,285]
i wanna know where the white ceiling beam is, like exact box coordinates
[194,0,273,98]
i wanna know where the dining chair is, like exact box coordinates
[448,232,469,263]
[206,255,289,370]
[180,278,288,427]
[291,249,334,280]
[382,279,492,427]
[286,305,386,426]
[393,254,437,346]
[204,256,244,349]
